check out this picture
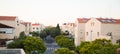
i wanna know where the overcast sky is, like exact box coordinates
[0,0,120,26]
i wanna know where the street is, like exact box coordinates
[44,43,59,54]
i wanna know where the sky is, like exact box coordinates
[0,0,120,26]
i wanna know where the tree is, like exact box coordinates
[40,26,61,38]
[30,32,39,37]
[19,31,26,39]
[40,30,47,39]
[52,48,75,54]
[55,35,75,50]
[56,24,61,35]
[7,36,46,54]
[49,27,60,38]
[76,39,119,54]
[7,39,24,48]
[23,37,46,53]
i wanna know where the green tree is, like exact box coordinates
[40,30,47,39]
[50,27,60,38]
[40,26,61,38]
[23,37,46,54]
[55,35,75,50]
[30,32,39,37]
[19,31,26,39]
[7,39,24,48]
[52,48,75,54]
[7,36,46,54]
[76,39,119,54]
[56,24,61,35]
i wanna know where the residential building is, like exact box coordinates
[75,18,120,46]
[61,23,76,36]
[75,18,90,46]
[21,22,32,36]
[0,23,14,46]
[31,23,45,33]
[0,16,25,38]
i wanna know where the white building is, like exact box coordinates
[61,23,76,36]
[21,22,32,36]
[31,23,45,33]
[75,18,90,46]
[75,18,120,46]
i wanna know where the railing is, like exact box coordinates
[0,49,25,54]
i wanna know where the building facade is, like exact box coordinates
[61,23,76,36]
[31,23,45,33]
[75,18,90,46]
[21,22,32,36]
[75,18,120,46]
[0,16,25,38]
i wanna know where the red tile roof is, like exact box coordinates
[32,23,40,26]
[77,18,90,23]
[0,16,16,21]
[21,22,31,24]
[96,18,120,24]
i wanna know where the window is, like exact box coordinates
[0,31,5,33]
[17,21,19,23]
[0,28,13,34]
[106,32,112,39]
[107,32,112,36]
[17,24,19,26]
[97,32,99,37]
[86,32,88,36]
[36,28,39,30]
[91,22,95,26]
[33,28,35,29]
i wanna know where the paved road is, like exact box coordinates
[44,43,59,54]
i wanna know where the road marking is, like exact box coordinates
[47,48,57,50]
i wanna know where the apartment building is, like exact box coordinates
[61,23,76,36]
[75,18,90,46]
[75,18,120,46]
[21,22,32,36]
[0,23,15,46]
[31,23,45,33]
[0,16,25,38]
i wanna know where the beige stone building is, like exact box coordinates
[21,22,32,36]
[75,18,120,46]
[0,16,25,38]
[0,23,15,46]
[61,23,76,36]
[75,18,90,46]
[31,23,45,33]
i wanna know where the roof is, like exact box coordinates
[0,16,16,21]
[96,18,120,24]
[21,22,31,24]
[32,23,40,26]
[63,23,76,27]
[77,18,90,23]
[0,23,14,28]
